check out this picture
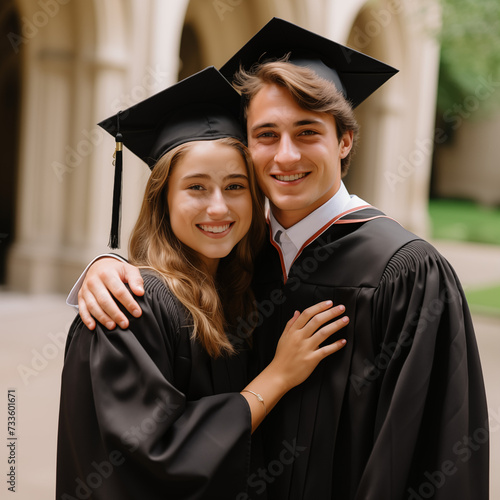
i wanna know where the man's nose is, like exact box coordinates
[274,134,301,166]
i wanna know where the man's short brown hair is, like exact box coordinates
[233,59,360,176]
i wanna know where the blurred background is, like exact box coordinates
[0,0,499,498]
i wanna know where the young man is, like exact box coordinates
[70,19,488,499]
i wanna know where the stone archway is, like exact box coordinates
[6,0,131,293]
[179,0,306,78]
[178,21,203,81]
[343,1,407,215]
[7,0,192,293]
[343,0,440,234]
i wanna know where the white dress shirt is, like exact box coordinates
[269,182,368,277]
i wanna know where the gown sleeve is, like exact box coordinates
[355,240,489,499]
[56,274,252,500]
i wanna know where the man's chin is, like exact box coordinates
[269,198,302,213]
[269,198,312,224]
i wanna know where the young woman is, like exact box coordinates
[56,67,348,500]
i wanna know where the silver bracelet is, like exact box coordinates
[242,390,267,416]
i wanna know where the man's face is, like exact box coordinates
[246,83,353,229]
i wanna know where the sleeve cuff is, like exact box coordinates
[66,253,128,308]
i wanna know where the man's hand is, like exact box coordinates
[78,258,144,330]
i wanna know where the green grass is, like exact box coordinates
[429,199,500,316]
[429,199,500,245]
[465,284,500,317]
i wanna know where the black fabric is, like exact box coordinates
[248,209,488,499]
[98,67,244,168]
[56,272,252,500]
[220,17,398,108]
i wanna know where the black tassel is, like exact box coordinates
[109,114,123,249]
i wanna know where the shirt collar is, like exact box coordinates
[269,181,351,251]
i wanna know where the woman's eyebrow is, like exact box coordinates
[180,173,249,181]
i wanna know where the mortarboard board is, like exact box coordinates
[98,66,245,248]
[99,66,244,168]
[220,17,398,108]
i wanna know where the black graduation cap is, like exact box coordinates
[220,17,399,108]
[98,66,245,248]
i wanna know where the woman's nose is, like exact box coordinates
[206,189,229,218]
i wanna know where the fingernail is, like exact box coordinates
[119,321,128,329]
[342,316,349,323]
[132,308,141,317]
[338,305,345,312]
[325,300,333,306]
[106,322,115,330]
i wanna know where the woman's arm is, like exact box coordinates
[241,301,348,432]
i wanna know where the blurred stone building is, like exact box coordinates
[1,0,441,294]
[433,115,500,207]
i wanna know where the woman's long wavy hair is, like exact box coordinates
[129,138,266,358]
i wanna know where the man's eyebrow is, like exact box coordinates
[294,119,324,127]
[250,122,277,133]
[250,119,325,133]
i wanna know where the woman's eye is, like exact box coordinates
[188,185,204,191]
[226,184,245,191]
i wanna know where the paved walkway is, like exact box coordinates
[0,240,499,499]
[432,239,500,290]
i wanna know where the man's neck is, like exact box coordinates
[270,185,342,229]
[270,205,314,229]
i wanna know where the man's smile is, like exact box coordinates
[272,172,310,182]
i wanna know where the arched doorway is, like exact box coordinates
[343,0,440,234]
[6,0,132,293]
[178,22,203,81]
[0,1,22,285]
[343,1,406,214]
[179,0,305,80]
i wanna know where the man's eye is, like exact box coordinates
[299,130,317,136]
[257,132,276,138]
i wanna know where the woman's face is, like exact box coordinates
[167,141,253,274]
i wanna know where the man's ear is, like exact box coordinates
[340,130,354,159]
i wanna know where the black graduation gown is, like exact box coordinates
[56,272,252,500]
[248,207,488,500]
